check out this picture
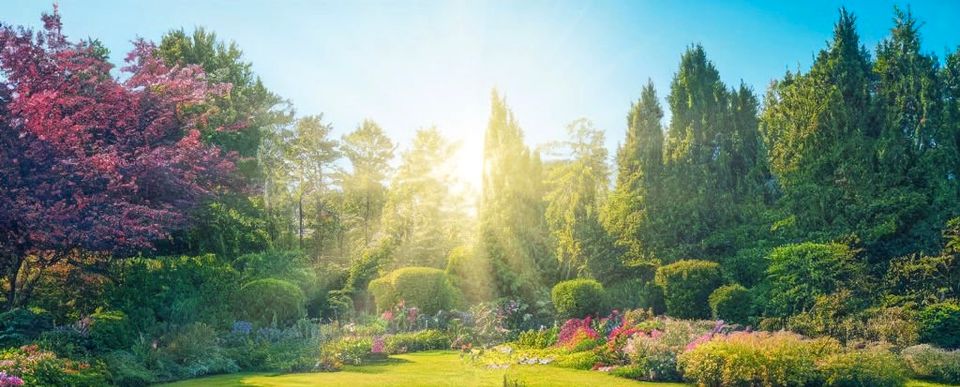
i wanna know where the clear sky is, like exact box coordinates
[2,1,959,188]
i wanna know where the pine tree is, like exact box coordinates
[479,91,555,301]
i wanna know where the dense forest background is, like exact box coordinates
[0,5,959,385]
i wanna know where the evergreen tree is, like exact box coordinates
[341,120,396,247]
[479,91,555,301]
[604,80,664,260]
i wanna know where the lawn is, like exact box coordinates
[159,350,958,387]
[159,350,686,386]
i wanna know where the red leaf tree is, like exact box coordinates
[0,9,236,308]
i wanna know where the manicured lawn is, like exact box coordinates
[159,350,686,386]
[159,351,958,387]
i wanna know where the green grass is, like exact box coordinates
[158,350,685,386]
[158,350,959,387]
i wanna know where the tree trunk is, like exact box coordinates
[5,255,22,310]
[298,192,304,250]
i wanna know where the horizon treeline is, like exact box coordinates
[2,6,959,331]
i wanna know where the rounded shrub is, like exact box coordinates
[918,301,960,349]
[89,310,134,352]
[902,344,960,384]
[655,260,722,319]
[709,284,752,325]
[238,278,305,326]
[551,279,607,319]
[606,278,665,314]
[368,267,463,314]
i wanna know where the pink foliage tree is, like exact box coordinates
[0,9,236,307]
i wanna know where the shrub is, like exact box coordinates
[606,278,665,315]
[0,345,107,386]
[0,308,53,347]
[321,337,372,366]
[37,328,88,358]
[368,267,463,315]
[551,279,607,319]
[102,350,157,387]
[764,242,864,317]
[817,347,906,387]
[554,351,599,370]
[515,327,559,349]
[708,284,752,325]
[556,317,599,349]
[89,310,134,352]
[655,260,722,319]
[902,344,960,384]
[678,331,841,387]
[384,330,450,354]
[918,301,960,349]
[108,255,240,333]
[721,247,770,288]
[238,278,305,326]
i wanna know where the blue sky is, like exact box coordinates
[2,0,959,187]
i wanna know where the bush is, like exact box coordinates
[0,307,53,347]
[678,331,841,387]
[102,350,157,387]
[817,347,907,387]
[89,310,134,352]
[606,278,665,314]
[918,301,960,349]
[321,337,372,366]
[764,242,864,317]
[0,345,107,386]
[554,351,599,370]
[902,344,960,384]
[368,267,463,315]
[655,260,722,319]
[384,330,450,354]
[37,328,88,358]
[709,284,752,325]
[108,255,240,333]
[515,327,559,349]
[238,278,305,326]
[551,279,607,319]
[721,247,770,288]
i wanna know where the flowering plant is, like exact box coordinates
[557,317,599,349]
[0,372,22,387]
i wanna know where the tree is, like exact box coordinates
[340,120,395,247]
[380,128,471,269]
[154,27,294,258]
[0,11,235,308]
[603,80,664,260]
[286,116,341,255]
[544,119,617,280]
[479,91,555,302]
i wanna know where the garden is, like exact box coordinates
[2,2,960,386]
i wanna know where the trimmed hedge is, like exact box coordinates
[902,344,960,384]
[368,267,463,314]
[709,284,752,325]
[655,260,722,319]
[238,278,305,326]
[551,279,607,319]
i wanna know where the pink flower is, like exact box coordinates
[382,310,394,321]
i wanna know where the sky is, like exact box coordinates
[2,0,959,189]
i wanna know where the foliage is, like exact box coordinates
[238,279,306,326]
[551,279,607,319]
[480,91,555,302]
[515,327,559,349]
[902,344,960,384]
[918,301,960,349]
[368,267,463,315]
[709,284,752,325]
[556,317,599,350]
[0,345,107,386]
[678,331,842,387]
[655,260,722,319]
[0,10,235,308]
[108,255,240,334]
[0,308,52,348]
[818,347,907,387]
[606,279,665,315]
[88,310,134,352]
[764,242,866,317]
[384,330,450,354]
